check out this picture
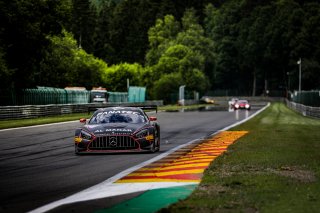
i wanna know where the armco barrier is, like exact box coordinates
[0,101,163,120]
[286,99,320,119]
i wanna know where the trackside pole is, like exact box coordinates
[179,85,185,106]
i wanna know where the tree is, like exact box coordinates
[261,0,301,93]
[204,3,243,93]
[237,4,275,96]
[70,49,107,89]
[0,47,12,89]
[41,30,107,89]
[39,30,77,88]
[94,0,116,63]
[108,0,165,64]
[71,0,98,53]
[152,72,183,104]
[177,8,214,88]
[204,0,320,95]
[0,0,72,89]
[102,63,144,92]
[290,2,320,90]
[146,11,210,99]
[146,15,181,66]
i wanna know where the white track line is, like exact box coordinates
[0,120,78,132]
[29,104,270,213]
[28,138,200,213]
[213,103,270,135]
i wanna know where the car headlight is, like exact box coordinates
[235,104,239,108]
[135,129,149,138]
[80,130,93,140]
[245,104,250,108]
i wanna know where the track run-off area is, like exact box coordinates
[0,105,268,213]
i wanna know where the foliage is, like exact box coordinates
[205,2,248,92]
[205,0,320,95]
[103,0,175,64]
[146,15,181,66]
[39,30,77,88]
[152,72,183,103]
[0,47,12,89]
[146,10,212,100]
[71,0,98,53]
[292,2,320,89]
[102,63,144,92]
[93,0,116,63]
[1,0,320,100]
[0,0,72,90]
[41,30,107,89]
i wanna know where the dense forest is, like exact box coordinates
[0,0,319,101]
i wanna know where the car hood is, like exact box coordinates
[83,123,148,135]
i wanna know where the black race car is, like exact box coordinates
[74,106,160,154]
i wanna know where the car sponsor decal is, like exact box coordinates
[105,128,133,132]
[74,137,82,143]
[99,110,140,115]
[146,135,154,141]
[116,131,248,183]
[94,128,133,133]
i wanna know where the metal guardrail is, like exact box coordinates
[4,99,318,120]
[0,101,163,120]
[286,99,320,119]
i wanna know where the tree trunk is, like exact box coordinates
[252,70,256,96]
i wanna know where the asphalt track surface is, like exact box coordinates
[0,108,261,213]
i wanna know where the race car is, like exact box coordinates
[234,100,251,110]
[228,97,239,109]
[200,96,215,104]
[74,106,160,154]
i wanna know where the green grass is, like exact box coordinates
[160,103,320,213]
[158,104,215,111]
[0,113,92,129]
[0,104,214,129]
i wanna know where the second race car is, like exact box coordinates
[74,106,160,154]
[234,100,251,110]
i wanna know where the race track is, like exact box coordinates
[0,108,261,213]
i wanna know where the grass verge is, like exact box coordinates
[0,113,92,129]
[160,102,320,213]
[158,104,216,111]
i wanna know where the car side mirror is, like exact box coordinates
[80,118,87,123]
[149,117,157,121]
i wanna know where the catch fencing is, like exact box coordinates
[289,90,320,107]
[1,86,147,106]
[286,99,320,119]
[0,87,90,105]
[128,87,146,103]
[108,92,128,103]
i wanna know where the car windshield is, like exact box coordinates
[91,92,107,98]
[89,112,147,124]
